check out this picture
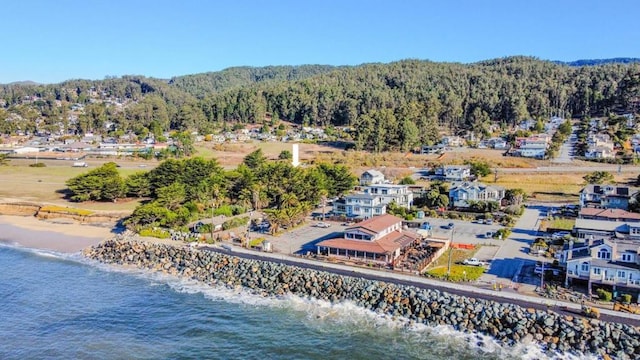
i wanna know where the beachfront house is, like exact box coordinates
[561,238,640,298]
[332,193,387,218]
[316,214,420,266]
[573,218,640,241]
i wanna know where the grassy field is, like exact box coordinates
[424,246,486,281]
[0,163,143,211]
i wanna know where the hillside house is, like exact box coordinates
[316,214,420,266]
[449,182,505,209]
[440,136,464,147]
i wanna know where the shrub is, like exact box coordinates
[494,228,512,240]
[139,228,170,239]
[621,294,632,304]
[213,205,233,217]
[222,216,249,230]
[39,205,94,216]
[29,162,46,167]
[596,288,613,302]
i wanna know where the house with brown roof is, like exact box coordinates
[315,214,420,265]
[579,208,640,223]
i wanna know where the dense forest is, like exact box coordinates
[1,57,639,152]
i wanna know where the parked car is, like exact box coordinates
[551,231,571,240]
[315,222,331,228]
[463,258,485,266]
[446,222,455,229]
[485,219,493,225]
[485,231,494,238]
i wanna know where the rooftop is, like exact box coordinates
[346,214,402,234]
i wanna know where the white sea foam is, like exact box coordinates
[0,241,75,261]
[83,260,598,360]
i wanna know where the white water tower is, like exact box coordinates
[292,143,300,167]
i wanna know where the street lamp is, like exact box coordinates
[447,225,455,276]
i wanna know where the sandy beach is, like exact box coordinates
[0,215,116,253]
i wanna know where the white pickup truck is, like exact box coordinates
[463,258,486,266]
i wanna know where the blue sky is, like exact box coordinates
[2,0,639,84]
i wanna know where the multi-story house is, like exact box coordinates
[561,238,640,297]
[332,193,387,218]
[359,169,386,186]
[580,184,638,210]
[514,134,550,158]
[434,165,472,181]
[316,214,420,265]
[448,182,505,209]
[363,184,413,209]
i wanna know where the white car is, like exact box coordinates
[551,231,571,240]
[315,222,331,228]
[463,258,484,266]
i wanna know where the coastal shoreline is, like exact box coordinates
[0,215,116,253]
[85,238,639,359]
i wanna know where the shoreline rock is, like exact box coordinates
[84,239,639,360]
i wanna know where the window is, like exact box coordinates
[631,227,640,235]
[381,189,388,195]
[593,268,601,275]
[374,208,381,214]
[617,271,626,279]
[354,206,360,212]
[597,249,611,260]
[581,262,589,272]
[622,253,633,262]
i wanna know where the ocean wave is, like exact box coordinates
[80,260,596,360]
[0,241,78,261]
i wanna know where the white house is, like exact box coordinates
[448,182,506,208]
[580,184,638,210]
[573,218,640,241]
[333,193,387,218]
[12,146,41,154]
[359,169,386,186]
[562,238,640,297]
[434,165,472,181]
[363,184,413,209]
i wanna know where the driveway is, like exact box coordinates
[479,206,547,285]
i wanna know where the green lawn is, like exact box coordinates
[426,265,485,282]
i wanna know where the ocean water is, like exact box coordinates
[0,244,579,360]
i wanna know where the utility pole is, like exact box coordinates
[210,198,215,243]
[540,261,545,290]
[447,226,454,276]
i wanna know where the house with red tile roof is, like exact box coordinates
[315,214,420,265]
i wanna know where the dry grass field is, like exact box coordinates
[2,140,636,208]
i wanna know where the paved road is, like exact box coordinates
[479,206,546,285]
[201,244,640,327]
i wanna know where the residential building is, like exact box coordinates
[363,184,413,209]
[440,136,464,147]
[316,214,421,265]
[561,238,640,296]
[580,184,638,210]
[514,134,550,158]
[359,169,386,186]
[573,218,640,241]
[332,194,387,218]
[585,146,616,159]
[578,208,640,223]
[448,182,505,208]
[420,144,445,154]
[434,165,471,181]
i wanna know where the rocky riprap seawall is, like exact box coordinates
[85,239,639,359]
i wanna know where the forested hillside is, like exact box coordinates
[1,57,638,152]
